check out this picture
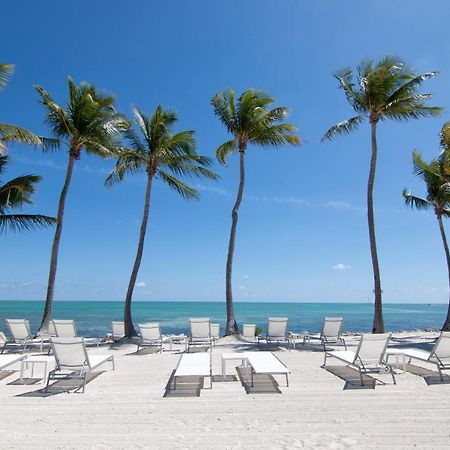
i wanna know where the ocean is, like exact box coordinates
[0,301,447,338]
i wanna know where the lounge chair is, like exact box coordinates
[245,351,290,387]
[187,318,212,351]
[304,317,347,350]
[48,320,57,337]
[45,337,114,393]
[137,323,172,353]
[259,317,289,347]
[173,351,212,389]
[323,333,395,386]
[0,353,26,370]
[241,324,257,342]
[52,320,99,348]
[210,323,220,346]
[111,321,125,341]
[396,331,450,381]
[3,319,47,353]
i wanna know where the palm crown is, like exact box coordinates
[0,64,43,154]
[322,56,442,141]
[34,77,127,157]
[106,106,217,196]
[211,89,300,163]
[0,155,56,232]
[403,151,450,216]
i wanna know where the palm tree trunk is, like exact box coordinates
[37,152,76,334]
[124,172,153,337]
[437,214,450,331]
[368,120,384,333]
[225,147,245,335]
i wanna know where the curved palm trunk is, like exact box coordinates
[124,172,153,337]
[38,153,76,334]
[368,121,384,333]
[225,148,245,335]
[437,214,450,331]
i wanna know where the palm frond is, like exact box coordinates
[0,174,42,208]
[0,64,14,91]
[158,170,199,199]
[0,214,56,233]
[0,123,42,149]
[440,121,450,150]
[402,189,432,210]
[321,115,365,142]
[105,151,147,186]
[215,139,236,165]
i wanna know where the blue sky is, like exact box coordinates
[1,0,450,303]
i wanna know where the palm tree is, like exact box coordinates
[322,56,442,333]
[106,106,218,337]
[0,155,56,232]
[35,78,126,334]
[0,64,45,154]
[403,150,450,330]
[211,89,300,335]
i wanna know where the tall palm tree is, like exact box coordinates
[106,106,218,337]
[403,150,450,330]
[0,155,56,232]
[322,56,442,333]
[0,64,45,154]
[211,89,300,335]
[35,78,126,334]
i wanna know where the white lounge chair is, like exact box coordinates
[323,333,395,386]
[0,353,26,370]
[48,320,57,337]
[304,317,347,350]
[3,319,47,353]
[45,337,114,393]
[241,324,257,342]
[187,318,212,351]
[111,321,125,341]
[245,351,290,387]
[173,351,212,389]
[210,323,220,346]
[137,323,172,353]
[52,320,99,348]
[397,331,450,381]
[259,317,289,347]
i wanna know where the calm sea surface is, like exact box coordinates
[0,301,447,337]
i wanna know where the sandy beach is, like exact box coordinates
[0,332,450,449]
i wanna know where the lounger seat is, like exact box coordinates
[245,351,290,387]
[325,350,357,364]
[173,352,212,389]
[0,354,26,370]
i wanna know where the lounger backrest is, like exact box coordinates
[210,323,220,339]
[48,320,57,337]
[355,333,391,367]
[267,318,288,338]
[6,319,32,341]
[139,323,162,340]
[51,337,90,371]
[112,321,125,339]
[431,331,450,361]
[242,324,256,338]
[189,318,211,339]
[322,317,343,339]
[53,320,77,338]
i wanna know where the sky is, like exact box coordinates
[1,0,450,303]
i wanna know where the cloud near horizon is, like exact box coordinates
[332,263,351,271]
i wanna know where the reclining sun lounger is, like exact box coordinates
[111,321,125,341]
[137,323,172,353]
[45,337,114,393]
[398,331,450,381]
[323,333,395,386]
[52,320,99,348]
[245,351,290,387]
[259,318,289,347]
[187,318,212,351]
[304,317,347,350]
[173,352,212,389]
[3,319,47,353]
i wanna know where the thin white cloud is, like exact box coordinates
[136,281,146,288]
[195,183,230,196]
[332,263,351,271]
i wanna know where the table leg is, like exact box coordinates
[19,361,24,383]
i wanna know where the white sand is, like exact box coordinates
[1,332,450,449]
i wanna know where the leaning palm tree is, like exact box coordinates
[0,64,44,154]
[403,150,450,330]
[35,78,126,334]
[106,106,218,337]
[0,155,56,232]
[322,56,442,333]
[211,89,300,335]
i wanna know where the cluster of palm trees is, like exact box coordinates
[2,55,449,337]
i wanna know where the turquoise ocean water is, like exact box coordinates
[0,301,447,338]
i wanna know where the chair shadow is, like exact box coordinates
[236,366,282,394]
[184,346,210,353]
[323,365,377,390]
[15,371,104,397]
[0,370,15,382]
[127,347,162,356]
[402,363,450,385]
[163,369,204,398]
